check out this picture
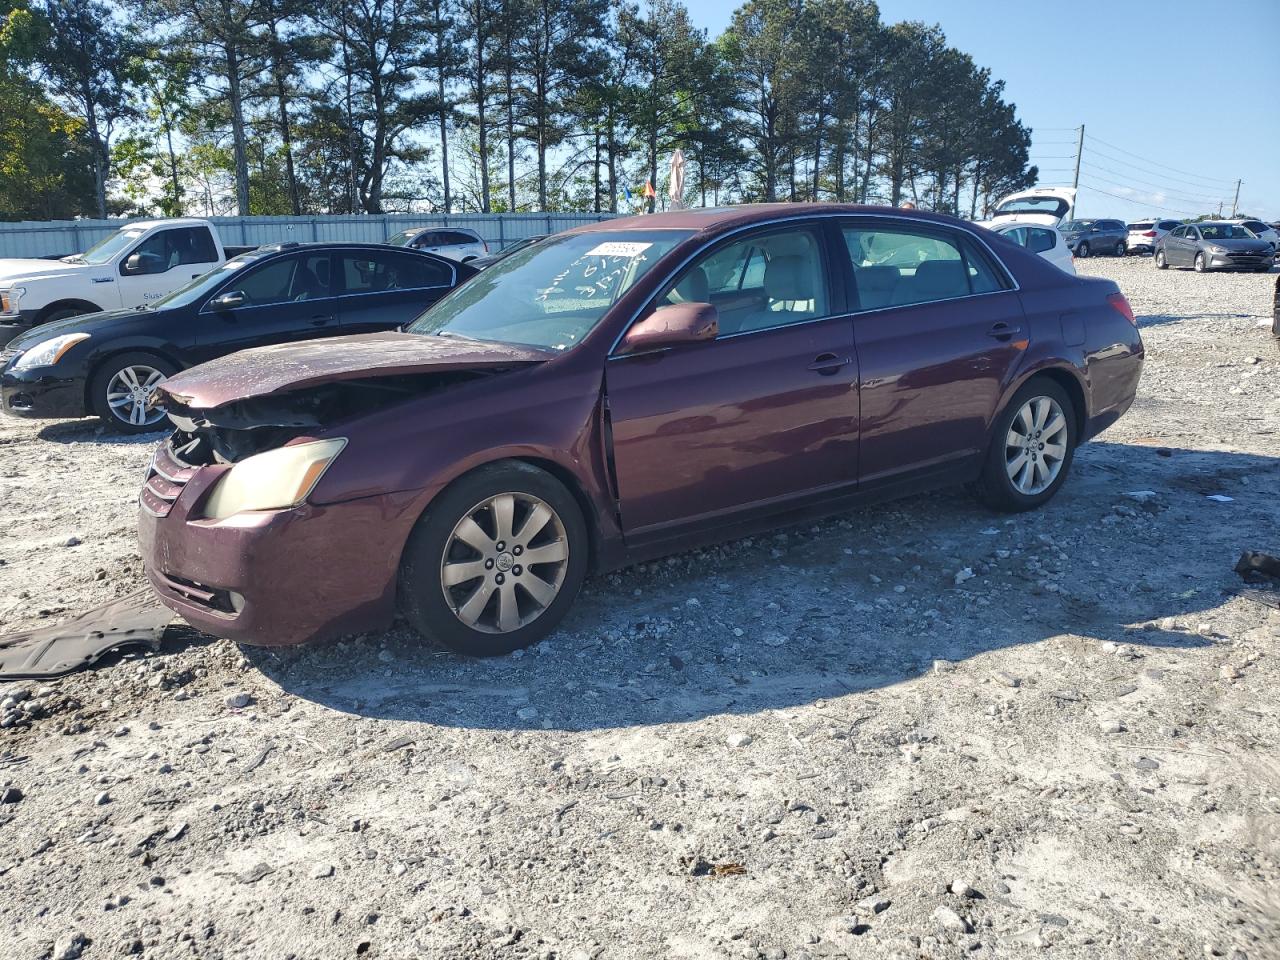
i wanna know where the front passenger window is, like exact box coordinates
[660,228,829,336]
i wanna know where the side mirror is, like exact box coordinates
[620,301,718,354]
[209,291,246,311]
[123,253,145,275]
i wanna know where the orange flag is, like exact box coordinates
[642,181,656,199]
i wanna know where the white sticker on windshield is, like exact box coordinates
[585,241,653,258]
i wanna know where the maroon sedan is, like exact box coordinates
[139,204,1143,655]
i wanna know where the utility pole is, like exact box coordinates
[1230,179,1242,218]
[1072,124,1084,190]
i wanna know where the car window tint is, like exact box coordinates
[235,256,298,306]
[128,232,172,274]
[662,227,829,336]
[1158,221,1181,231]
[442,231,478,246]
[341,250,450,293]
[171,227,219,264]
[1004,227,1027,246]
[1026,228,1056,254]
[843,225,997,309]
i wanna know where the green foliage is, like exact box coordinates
[0,0,1037,219]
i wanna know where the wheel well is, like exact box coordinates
[83,348,182,412]
[1024,368,1087,437]
[37,299,102,323]
[511,456,601,572]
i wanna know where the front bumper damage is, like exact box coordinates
[139,441,423,646]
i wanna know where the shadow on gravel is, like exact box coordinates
[36,420,166,445]
[241,440,1280,733]
[1135,311,1263,329]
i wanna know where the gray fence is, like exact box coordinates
[0,212,616,260]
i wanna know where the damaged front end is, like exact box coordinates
[137,332,555,645]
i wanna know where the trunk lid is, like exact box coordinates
[987,188,1077,227]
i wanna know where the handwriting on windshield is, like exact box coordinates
[536,252,649,304]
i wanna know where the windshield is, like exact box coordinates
[407,229,692,351]
[75,228,146,265]
[994,196,1070,219]
[386,229,419,247]
[1199,224,1257,241]
[148,254,260,309]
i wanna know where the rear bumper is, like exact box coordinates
[138,460,424,646]
[1,367,88,419]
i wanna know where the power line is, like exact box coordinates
[1078,161,1228,206]
[1083,139,1236,191]
[1076,181,1203,217]
[1084,132,1237,186]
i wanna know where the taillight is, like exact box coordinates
[1107,292,1136,326]
[1143,231,1157,237]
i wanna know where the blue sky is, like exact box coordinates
[687,0,1280,221]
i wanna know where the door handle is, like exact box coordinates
[987,322,1023,341]
[808,353,851,375]
[309,315,335,326]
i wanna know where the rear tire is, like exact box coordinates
[1114,241,1126,257]
[1076,241,1090,259]
[1155,250,1168,269]
[89,352,176,433]
[971,378,1077,513]
[398,462,588,657]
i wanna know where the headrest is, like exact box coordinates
[674,266,709,303]
[764,255,811,301]
[913,260,968,297]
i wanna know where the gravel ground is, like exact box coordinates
[1,257,1278,960]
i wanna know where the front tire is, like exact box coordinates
[89,352,176,433]
[1155,249,1168,269]
[1194,252,1206,273]
[1076,241,1090,259]
[972,379,1077,513]
[398,462,588,656]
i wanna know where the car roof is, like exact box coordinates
[249,241,455,255]
[565,202,995,238]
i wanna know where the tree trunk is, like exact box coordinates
[274,68,301,215]
[437,62,451,213]
[504,57,515,211]
[83,97,107,219]
[225,42,251,216]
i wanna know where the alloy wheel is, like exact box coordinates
[440,492,569,634]
[1004,396,1069,496]
[1194,253,1205,273]
[105,365,167,427]
[1077,242,1090,258]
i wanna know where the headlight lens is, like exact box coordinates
[1206,244,1227,254]
[11,333,90,370]
[200,438,347,521]
[0,286,24,316]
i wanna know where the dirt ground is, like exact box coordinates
[1,257,1278,960]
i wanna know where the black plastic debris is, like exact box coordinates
[0,591,174,679]
[1235,551,1280,587]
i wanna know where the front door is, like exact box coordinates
[118,226,222,310]
[605,223,858,542]
[191,251,338,365]
[839,218,1028,487]
[335,249,456,334]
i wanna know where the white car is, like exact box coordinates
[987,223,1076,274]
[386,227,489,262]
[1126,218,1183,255]
[0,219,234,346]
[985,187,1077,228]
[1226,219,1279,252]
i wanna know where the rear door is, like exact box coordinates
[191,251,337,364]
[840,218,1027,487]
[335,249,456,334]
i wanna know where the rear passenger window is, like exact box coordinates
[843,225,1005,309]
[1026,228,1056,254]
[341,250,451,293]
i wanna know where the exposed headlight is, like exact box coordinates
[200,438,347,521]
[0,286,25,316]
[1206,244,1227,255]
[11,333,90,370]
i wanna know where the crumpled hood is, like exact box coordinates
[158,331,556,410]
[0,258,87,284]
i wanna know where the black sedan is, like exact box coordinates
[0,242,473,432]
[1155,222,1275,273]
